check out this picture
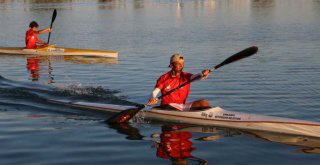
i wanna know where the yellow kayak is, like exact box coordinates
[0,45,118,58]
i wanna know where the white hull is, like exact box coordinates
[48,99,320,138]
[146,107,320,138]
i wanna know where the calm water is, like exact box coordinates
[1,0,320,164]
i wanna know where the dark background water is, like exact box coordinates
[1,0,320,164]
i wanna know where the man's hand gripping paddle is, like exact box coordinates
[106,46,258,124]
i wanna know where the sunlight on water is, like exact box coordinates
[0,0,320,164]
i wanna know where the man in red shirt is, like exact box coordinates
[25,21,51,49]
[148,54,211,111]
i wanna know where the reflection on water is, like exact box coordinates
[152,125,208,165]
[26,57,41,81]
[0,0,320,164]
[243,130,320,154]
[0,0,240,12]
[178,125,320,154]
[26,56,56,83]
[63,56,118,64]
[1,55,117,83]
[109,123,208,165]
[110,122,320,164]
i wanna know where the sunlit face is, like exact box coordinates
[171,61,184,73]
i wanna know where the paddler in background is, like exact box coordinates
[25,21,52,49]
[148,54,211,111]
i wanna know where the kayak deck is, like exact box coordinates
[47,99,320,138]
[0,45,118,58]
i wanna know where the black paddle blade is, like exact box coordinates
[51,9,57,25]
[48,9,57,44]
[214,46,258,70]
[106,106,145,124]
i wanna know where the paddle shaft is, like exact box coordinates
[106,46,258,123]
[159,46,258,100]
[47,9,57,44]
[156,67,225,100]
[143,74,206,107]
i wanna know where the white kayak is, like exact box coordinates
[0,45,118,58]
[48,99,320,138]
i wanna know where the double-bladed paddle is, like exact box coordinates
[106,46,258,124]
[47,9,57,44]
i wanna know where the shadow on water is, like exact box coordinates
[108,122,320,164]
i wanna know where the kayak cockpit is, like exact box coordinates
[150,105,213,112]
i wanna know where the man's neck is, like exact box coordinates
[171,70,182,77]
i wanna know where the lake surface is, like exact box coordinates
[1,0,320,164]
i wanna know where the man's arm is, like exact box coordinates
[36,28,51,34]
[35,39,48,48]
[36,39,47,45]
[190,69,210,80]
[148,88,160,105]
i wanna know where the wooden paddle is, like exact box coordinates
[106,46,258,124]
[47,9,57,44]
